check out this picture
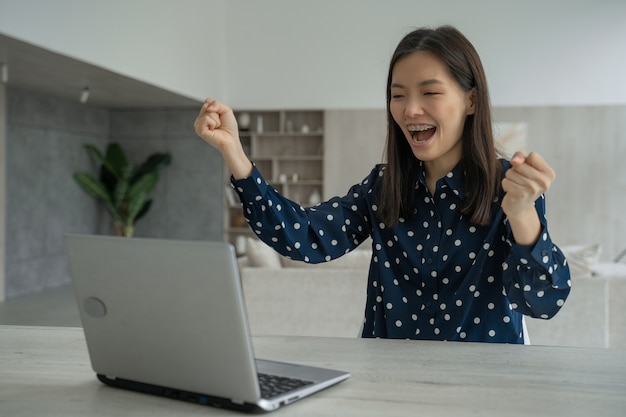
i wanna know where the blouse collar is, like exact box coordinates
[415,159,466,200]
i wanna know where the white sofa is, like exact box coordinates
[239,241,626,348]
[240,246,370,339]
[524,261,626,348]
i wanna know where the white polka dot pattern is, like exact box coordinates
[231,161,572,344]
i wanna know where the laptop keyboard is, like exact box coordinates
[257,373,314,399]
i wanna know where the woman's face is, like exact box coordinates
[389,51,475,175]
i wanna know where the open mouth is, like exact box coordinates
[407,125,436,144]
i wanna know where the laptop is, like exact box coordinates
[64,234,350,412]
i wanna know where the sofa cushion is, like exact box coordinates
[561,244,602,277]
[245,237,282,268]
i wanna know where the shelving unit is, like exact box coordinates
[224,109,324,253]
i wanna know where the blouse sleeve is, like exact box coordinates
[230,164,376,263]
[501,194,572,319]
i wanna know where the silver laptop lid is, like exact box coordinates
[64,234,261,403]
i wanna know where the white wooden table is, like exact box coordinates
[1,325,625,416]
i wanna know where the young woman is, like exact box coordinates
[194,25,571,344]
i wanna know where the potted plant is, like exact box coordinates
[73,143,172,237]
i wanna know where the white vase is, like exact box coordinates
[238,112,251,130]
[309,189,321,206]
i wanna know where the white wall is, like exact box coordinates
[224,0,626,109]
[1,0,625,109]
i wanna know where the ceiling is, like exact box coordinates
[0,33,202,109]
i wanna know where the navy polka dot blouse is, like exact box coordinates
[231,159,571,344]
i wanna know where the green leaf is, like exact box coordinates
[73,173,112,202]
[105,143,129,176]
[133,153,172,181]
[126,192,147,224]
[128,171,158,199]
[113,164,134,205]
[134,199,153,222]
[83,144,121,180]
[103,200,125,226]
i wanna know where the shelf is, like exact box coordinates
[276,156,323,161]
[225,109,325,252]
[252,155,323,162]
[252,131,323,137]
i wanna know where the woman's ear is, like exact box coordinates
[465,88,476,115]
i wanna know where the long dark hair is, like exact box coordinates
[379,25,501,226]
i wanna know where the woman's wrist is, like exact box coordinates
[507,207,541,246]
[222,142,253,180]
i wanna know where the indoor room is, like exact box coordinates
[1,1,625,415]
